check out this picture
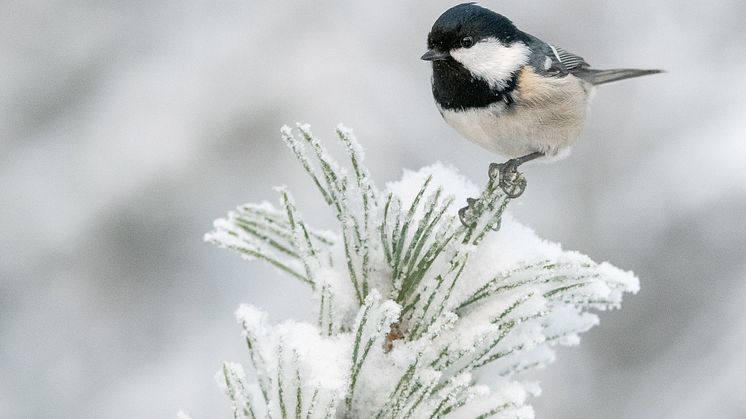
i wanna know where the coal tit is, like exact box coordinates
[422,3,661,200]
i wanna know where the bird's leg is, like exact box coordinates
[488,152,543,198]
[458,152,543,227]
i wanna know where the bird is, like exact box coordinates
[422,3,662,210]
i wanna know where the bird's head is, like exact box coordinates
[422,3,530,90]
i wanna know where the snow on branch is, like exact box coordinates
[204,124,639,418]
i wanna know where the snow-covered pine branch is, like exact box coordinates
[204,124,639,418]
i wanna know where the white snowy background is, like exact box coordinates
[1,1,745,418]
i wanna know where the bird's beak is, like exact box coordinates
[421,49,450,61]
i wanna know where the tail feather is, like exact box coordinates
[580,68,664,85]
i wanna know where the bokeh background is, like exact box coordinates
[2,1,745,418]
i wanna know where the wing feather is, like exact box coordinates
[548,44,590,71]
[524,33,590,77]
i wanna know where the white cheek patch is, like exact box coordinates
[450,38,530,90]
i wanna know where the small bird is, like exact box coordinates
[422,3,661,205]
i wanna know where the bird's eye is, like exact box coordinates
[461,36,474,48]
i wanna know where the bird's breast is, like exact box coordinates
[439,67,592,158]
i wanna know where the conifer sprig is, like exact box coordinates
[206,125,639,419]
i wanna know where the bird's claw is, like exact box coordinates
[489,160,527,198]
[459,197,486,227]
[458,204,475,227]
[458,196,501,230]
[458,159,530,228]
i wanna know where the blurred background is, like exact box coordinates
[2,0,745,418]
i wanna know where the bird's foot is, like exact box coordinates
[458,198,478,227]
[459,197,503,230]
[488,159,527,198]
[458,153,541,228]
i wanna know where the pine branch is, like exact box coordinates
[207,124,640,419]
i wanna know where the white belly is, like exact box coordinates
[440,72,593,159]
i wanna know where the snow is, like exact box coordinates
[208,127,639,418]
[385,162,480,218]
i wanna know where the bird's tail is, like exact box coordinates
[581,68,664,85]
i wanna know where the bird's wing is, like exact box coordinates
[548,44,590,72]
[523,34,590,76]
[522,34,662,85]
